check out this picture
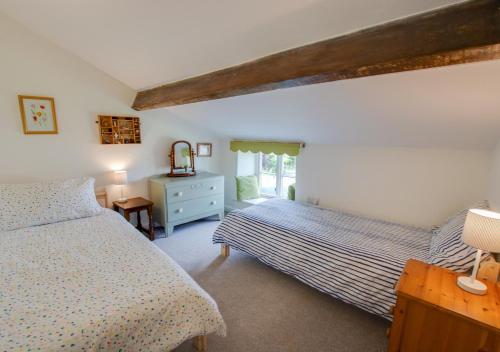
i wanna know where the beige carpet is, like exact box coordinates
[153,219,389,352]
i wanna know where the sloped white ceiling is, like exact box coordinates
[1,0,499,149]
[0,0,460,90]
[162,60,500,149]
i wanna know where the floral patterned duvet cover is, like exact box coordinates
[0,209,225,351]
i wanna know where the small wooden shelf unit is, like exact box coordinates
[98,115,141,144]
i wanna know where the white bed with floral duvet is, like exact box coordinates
[0,177,225,351]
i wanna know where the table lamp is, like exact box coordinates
[457,208,500,295]
[114,170,128,203]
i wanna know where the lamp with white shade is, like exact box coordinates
[457,208,500,295]
[113,170,128,203]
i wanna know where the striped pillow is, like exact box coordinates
[429,201,490,272]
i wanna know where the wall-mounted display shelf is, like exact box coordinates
[98,115,141,144]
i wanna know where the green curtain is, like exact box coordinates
[230,140,302,156]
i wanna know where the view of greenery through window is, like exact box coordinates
[259,153,296,198]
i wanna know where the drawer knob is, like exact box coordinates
[211,201,217,205]
[210,186,216,190]
[176,191,183,197]
[176,208,183,213]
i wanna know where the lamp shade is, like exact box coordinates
[462,209,500,252]
[113,170,128,185]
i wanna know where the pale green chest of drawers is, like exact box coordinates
[149,172,224,235]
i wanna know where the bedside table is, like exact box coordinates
[113,197,154,241]
[388,259,500,352]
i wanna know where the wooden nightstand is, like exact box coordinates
[388,259,500,352]
[95,191,107,208]
[113,197,154,241]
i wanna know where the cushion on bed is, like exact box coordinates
[0,177,103,231]
[429,200,489,272]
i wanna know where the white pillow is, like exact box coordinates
[429,201,489,272]
[0,177,103,232]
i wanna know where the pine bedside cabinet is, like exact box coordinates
[388,259,500,352]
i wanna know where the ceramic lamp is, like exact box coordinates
[114,170,128,203]
[457,208,500,295]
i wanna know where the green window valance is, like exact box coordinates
[230,140,303,156]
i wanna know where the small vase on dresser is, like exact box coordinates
[149,172,224,235]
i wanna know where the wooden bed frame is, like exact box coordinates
[95,190,108,208]
[192,336,208,351]
[221,243,230,257]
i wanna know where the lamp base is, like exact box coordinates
[116,197,128,203]
[457,276,487,295]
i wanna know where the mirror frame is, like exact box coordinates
[167,140,196,177]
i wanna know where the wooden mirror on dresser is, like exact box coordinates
[167,140,196,177]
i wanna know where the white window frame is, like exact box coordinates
[256,152,294,198]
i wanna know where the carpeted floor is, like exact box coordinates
[153,219,389,352]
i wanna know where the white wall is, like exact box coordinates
[222,151,259,210]
[237,151,257,177]
[223,144,491,227]
[0,12,223,204]
[297,145,491,228]
[489,141,500,211]
[1,10,495,228]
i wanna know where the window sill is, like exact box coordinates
[242,198,268,206]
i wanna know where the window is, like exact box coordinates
[257,153,296,198]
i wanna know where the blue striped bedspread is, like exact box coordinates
[213,199,432,320]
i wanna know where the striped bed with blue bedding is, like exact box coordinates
[213,199,432,320]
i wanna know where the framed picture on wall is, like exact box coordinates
[18,95,58,134]
[197,143,212,157]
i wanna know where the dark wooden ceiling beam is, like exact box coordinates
[132,0,500,110]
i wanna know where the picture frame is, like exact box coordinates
[18,95,58,134]
[197,143,212,157]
